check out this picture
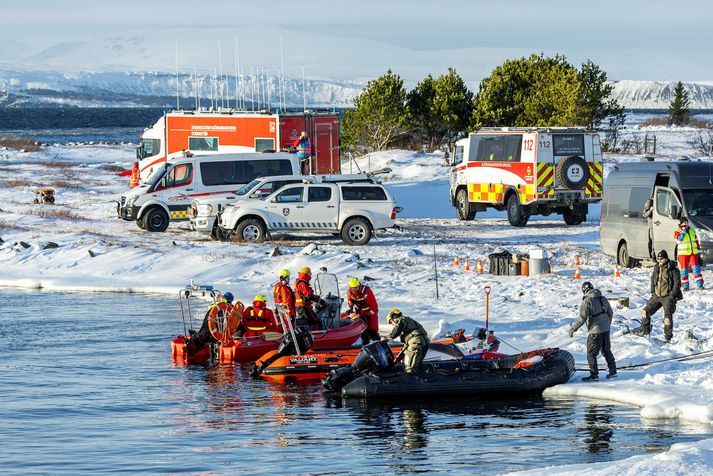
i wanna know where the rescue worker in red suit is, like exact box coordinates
[238,294,278,337]
[294,266,325,330]
[347,277,380,344]
[674,217,705,290]
[273,269,296,330]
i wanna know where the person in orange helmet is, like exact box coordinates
[238,294,278,337]
[294,266,325,330]
[347,277,380,345]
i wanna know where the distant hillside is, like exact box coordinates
[2,70,713,111]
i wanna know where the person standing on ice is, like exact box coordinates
[385,309,429,374]
[635,250,683,343]
[674,217,704,291]
[569,282,617,381]
[294,131,311,174]
[347,277,380,345]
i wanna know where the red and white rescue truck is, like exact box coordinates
[135,110,341,181]
[449,127,603,226]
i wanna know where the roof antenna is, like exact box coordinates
[234,36,240,110]
[218,39,224,109]
[279,36,286,111]
[301,64,307,113]
[174,38,180,110]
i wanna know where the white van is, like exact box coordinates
[117,152,300,232]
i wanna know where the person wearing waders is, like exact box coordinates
[569,282,617,381]
[634,250,683,343]
[385,309,429,374]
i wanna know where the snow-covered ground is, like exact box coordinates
[2,126,713,474]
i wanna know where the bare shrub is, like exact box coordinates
[619,135,645,154]
[641,117,668,127]
[689,118,711,129]
[26,208,87,221]
[48,180,83,189]
[32,160,75,169]
[0,178,35,187]
[99,164,127,173]
[690,129,713,156]
[0,137,42,152]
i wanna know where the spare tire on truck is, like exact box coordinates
[556,156,590,190]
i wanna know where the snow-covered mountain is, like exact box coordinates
[2,67,713,110]
[610,80,713,109]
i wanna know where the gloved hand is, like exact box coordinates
[568,328,575,338]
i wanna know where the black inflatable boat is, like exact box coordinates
[323,341,575,399]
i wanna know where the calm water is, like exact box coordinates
[1,288,712,474]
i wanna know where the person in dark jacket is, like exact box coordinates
[386,309,429,374]
[569,282,616,381]
[635,249,682,342]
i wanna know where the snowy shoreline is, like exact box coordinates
[2,140,713,474]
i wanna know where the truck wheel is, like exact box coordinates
[142,207,169,232]
[506,194,529,227]
[563,210,586,225]
[236,218,266,243]
[617,241,638,268]
[341,217,372,245]
[556,156,590,190]
[456,189,476,221]
[212,224,233,241]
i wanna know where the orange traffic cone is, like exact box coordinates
[464,259,471,271]
[574,255,580,266]
[614,265,621,278]
[453,255,460,266]
[476,260,484,273]
[573,266,581,280]
[129,162,140,188]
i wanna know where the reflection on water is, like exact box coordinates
[1,289,712,474]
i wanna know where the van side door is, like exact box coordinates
[153,162,194,218]
[305,185,338,230]
[652,186,683,258]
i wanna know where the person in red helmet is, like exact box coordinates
[294,266,325,330]
[347,277,380,344]
[238,294,278,337]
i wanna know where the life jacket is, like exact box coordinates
[242,303,273,332]
[294,275,315,309]
[347,284,377,319]
[273,280,295,318]
[676,226,700,255]
[296,137,311,158]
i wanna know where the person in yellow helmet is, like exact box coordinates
[294,266,325,330]
[237,294,278,337]
[273,269,296,325]
[385,309,429,374]
[347,277,380,344]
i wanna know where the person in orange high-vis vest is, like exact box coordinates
[347,277,380,344]
[294,266,326,330]
[273,269,296,329]
[238,294,277,337]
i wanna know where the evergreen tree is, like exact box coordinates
[577,60,625,129]
[341,69,410,153]
[433,68,473,149]
[472,54,624,130]
[668,81,690,126]
[406,74,441,151]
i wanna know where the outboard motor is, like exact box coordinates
[249,326,314,378]
[322,340,394,392]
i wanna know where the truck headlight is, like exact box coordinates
[125,195,137,207]
[197,204,213,216]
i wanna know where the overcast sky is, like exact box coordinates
[1,0,711,82]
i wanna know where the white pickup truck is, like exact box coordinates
[217,180,401,245]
